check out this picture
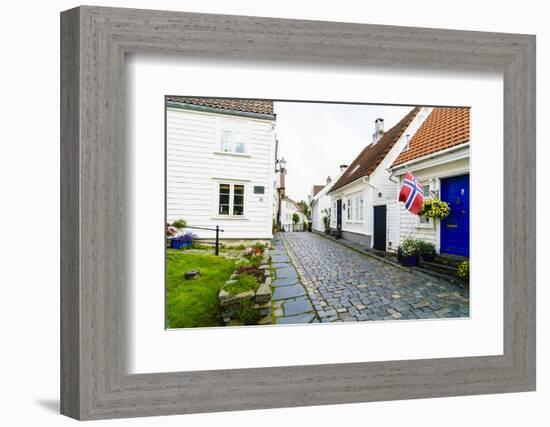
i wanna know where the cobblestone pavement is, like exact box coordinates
[270,235,319,324]
[279,232,469,323]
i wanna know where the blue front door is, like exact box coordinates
[440,174,470,257]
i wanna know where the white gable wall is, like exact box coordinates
[328,107,432,248]
[280,199,307,232]
[167,107,276,240]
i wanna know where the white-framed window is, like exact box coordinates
[218,118,248,154]
[359,196,364,221]
[218,183,245,216]
[346,198,352,221]
[418,180,433,228]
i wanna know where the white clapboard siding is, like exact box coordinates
[395,155,469,251]
[166,108,275,240]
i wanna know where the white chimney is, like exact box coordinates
[340,164,348,172]
[326,175,332,185]
[372,118,385,144]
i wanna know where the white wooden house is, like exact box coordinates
[327,108,430,250]
[389,107,470,257]
[166,97,277,241]
[310,167,346,233]
[280,197,307,232]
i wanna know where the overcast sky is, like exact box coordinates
[273,102,414,202]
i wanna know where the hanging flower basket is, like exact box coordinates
[418,198,451,220]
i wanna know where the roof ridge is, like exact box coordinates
[328,107,420,193]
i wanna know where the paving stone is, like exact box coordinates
[274,267,298,280]
[283,297,314,316]
[276,312,315,324]
[273,284,306,301]
[273,276,298,287]
[271,255,291,263]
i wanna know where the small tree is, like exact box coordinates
[292,212,300,231]
[298,200,311,219]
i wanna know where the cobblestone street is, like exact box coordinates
[276,232,469,323]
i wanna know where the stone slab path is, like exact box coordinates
[270,235,319,324]
[279,232,469,323]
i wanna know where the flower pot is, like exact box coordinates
[403,255,419,267]
[171,239,192,249]
[421,251,436,262]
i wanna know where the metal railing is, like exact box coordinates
[184,225,225,255]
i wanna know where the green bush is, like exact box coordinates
[398,238,421,256]
[417,240,435,253]
[235,258,251,269]
[225,274,259,296]
[238,298,260,325]
[172,218,187,229]
[458,260,469,279]
[249,254,264,266]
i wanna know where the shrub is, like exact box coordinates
[172,219,187,229]
[398,238,421,257]
[225,274,259,295]
[292,213,300,225]
[248,254,264,266]
[322,214,330,231]
[252,242,265,255]
[235,258,250,269]
[417,240,435,253]
[418,199,451,219]
[458,260,470,279]
[238,298,260,325]
[235,265,264,282]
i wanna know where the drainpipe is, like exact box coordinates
[362,176,376,189]
[387,168,399,184]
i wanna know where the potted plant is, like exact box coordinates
[418,240,436,262]
[418,198,451,220]
[170,231,197,249]
[322,209,331,234]
[171,218,187,230]
[397,238,421,267]
[457,259,469,281]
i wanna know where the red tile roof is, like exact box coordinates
[166,96,274,116]
[392,107,470,167]
[312,185,325,197]
[329,107,420,193]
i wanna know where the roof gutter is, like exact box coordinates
[390,142,470,173]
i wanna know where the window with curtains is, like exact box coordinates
[218,183,245,216]
[347,198,352,221]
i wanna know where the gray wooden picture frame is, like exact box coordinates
[60,5,536,421]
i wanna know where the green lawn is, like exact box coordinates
[166,250,235,328]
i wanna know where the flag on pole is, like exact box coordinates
[399,171,424,215]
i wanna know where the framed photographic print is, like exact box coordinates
[61,6,536,420]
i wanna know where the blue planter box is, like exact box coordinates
[403,255,419,267]
[171,239,192,249]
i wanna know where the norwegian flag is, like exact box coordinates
[399,171,424,215]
